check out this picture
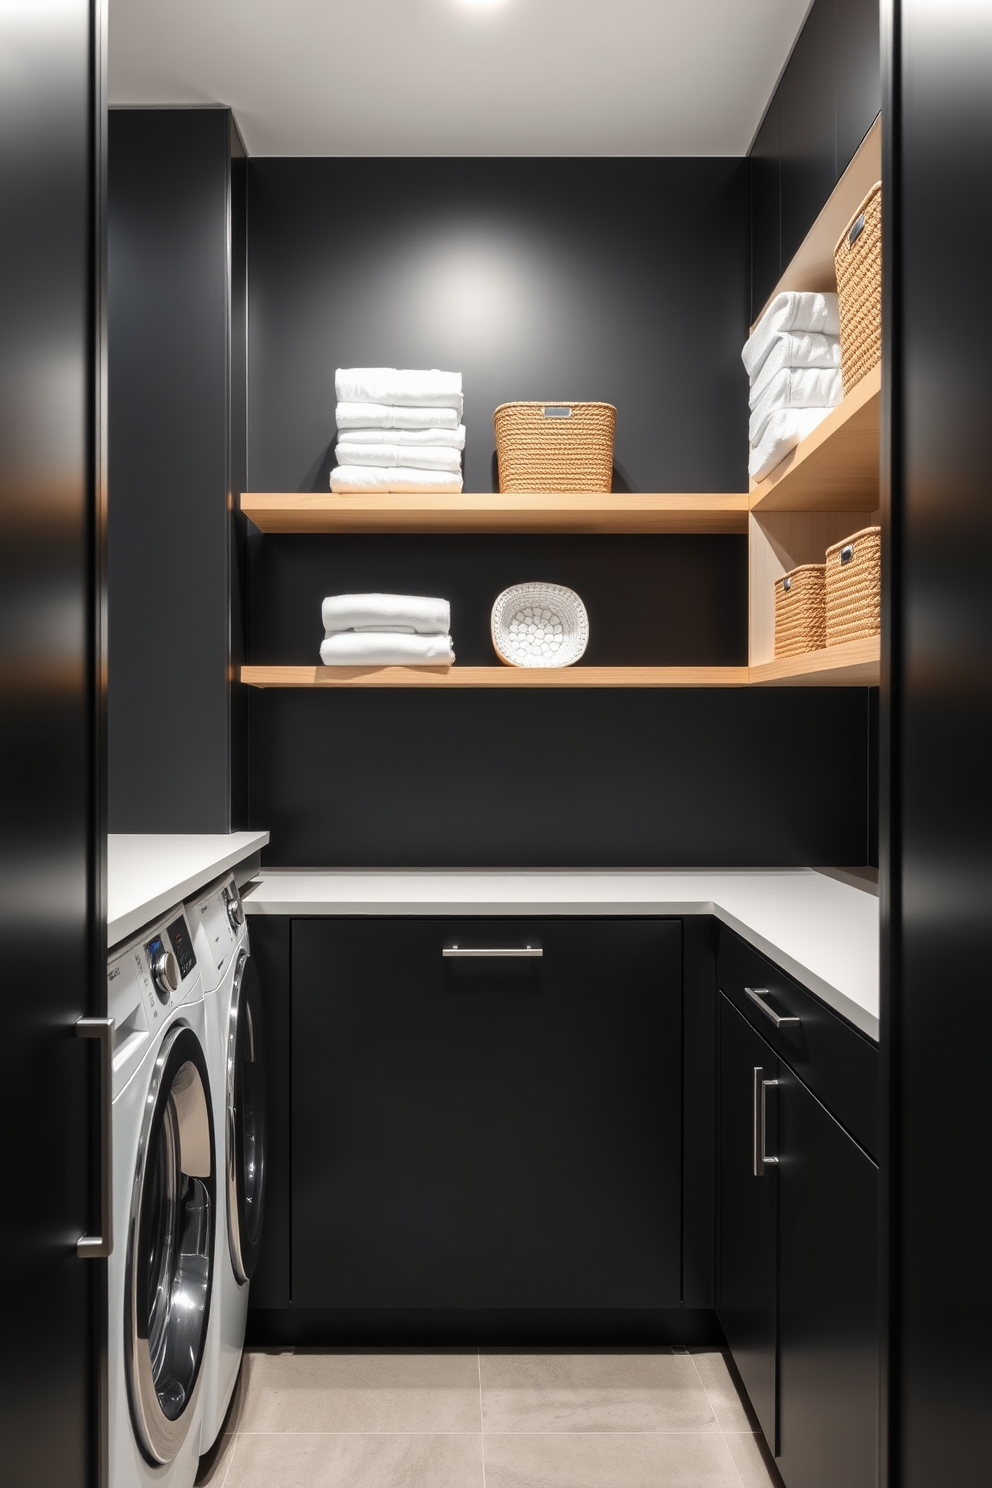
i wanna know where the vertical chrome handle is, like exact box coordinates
[753,1067,780,1177]
[77,1017,113,1258]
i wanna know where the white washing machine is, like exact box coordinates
[107,905,215,1488]
[186,872,266,1450]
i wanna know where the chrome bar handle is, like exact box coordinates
[753,1068,780,1176]
[77,1017,113,1258]
[745,986,801,1029]
[443,945,543,958]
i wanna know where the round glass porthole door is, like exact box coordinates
[227,950,267,1283]
[126,1024,214,1465]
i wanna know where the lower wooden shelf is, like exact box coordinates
[240,665,750,688]
[240,642,880,688]
[748,636,880,686]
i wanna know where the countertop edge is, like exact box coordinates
[107,832,270,948]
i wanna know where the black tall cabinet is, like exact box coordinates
[0,3,106,1486]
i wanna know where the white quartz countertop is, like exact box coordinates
[242,868,879,1040]
[108,832,270,948]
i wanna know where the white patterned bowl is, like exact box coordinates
[491,582,589,668]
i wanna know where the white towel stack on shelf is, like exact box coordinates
[331,369,465,493]
[743,293,843,482]
[320,593,455,667]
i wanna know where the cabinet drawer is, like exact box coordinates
[717,925,878,1159]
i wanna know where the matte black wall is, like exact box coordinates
[246,156,874,867]
[749,0,881,317]
[0,3,104,1484]
[882,1,992,1482]
[108,108,241,832]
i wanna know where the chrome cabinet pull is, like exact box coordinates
[745,986,801,1029]
[753,1067,780,1177]
[443,945,543,958]
[77,1017,114,1258]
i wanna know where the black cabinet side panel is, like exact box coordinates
[250,687,870,867]
[108,108,232,831]
[682,917,718,1309]
[245,915,291,1310]
[0,3,103,1484]
[884,2,992,1483]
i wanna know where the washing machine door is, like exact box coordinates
[126,1023,215,1465]
[226,949,267,1283]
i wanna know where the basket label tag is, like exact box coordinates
[543,406,572,417]
[783,576,792,592]
[841,544,854,564]
[849,212,866,247]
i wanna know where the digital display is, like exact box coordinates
[167,915,197,980]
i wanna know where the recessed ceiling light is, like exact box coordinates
[456,0,509,9]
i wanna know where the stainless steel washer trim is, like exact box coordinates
[226,949,250,1284]
[124,1021,214,1465]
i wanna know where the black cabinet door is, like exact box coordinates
[291,917,682,1311]
[776,1071,878,1488]
[717,995,778,1446]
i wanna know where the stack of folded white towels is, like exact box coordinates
[320,593,455,667]
[331,368,465,493]
[743,292,843,482]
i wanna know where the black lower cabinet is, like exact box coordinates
[717,991,879,1488]
[291,917,682,1312]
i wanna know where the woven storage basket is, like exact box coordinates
[835,183,882,394]
[491,582,589,667]
[493,402,616,493]
[825,525,881,645]
[775,564,826,658]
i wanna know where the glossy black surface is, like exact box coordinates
[108,108,236,832]
[291,918,682,1311]
[749,0,881,317]
[718,924,879,1158]
[0,3,104,1483]
[882,2,992,1483]
[717,998,778,1446]
[246,1307,724,1349]
[776,1067,878,1488]
[250,687,872,867]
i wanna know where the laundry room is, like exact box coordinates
[4,3,991,1488]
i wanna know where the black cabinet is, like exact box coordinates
[717,956,879,1488]
[290,917,682,1312]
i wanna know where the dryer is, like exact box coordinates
[186,872,267,1450]
[107,905,215,1488]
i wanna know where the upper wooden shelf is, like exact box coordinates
[240,491,750,535]
[752,113,882,328]
[749,364,880,512]
[749,636,879,687]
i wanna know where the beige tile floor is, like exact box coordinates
[196,1348,783,1488]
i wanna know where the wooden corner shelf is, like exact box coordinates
[240,491,750,535]
[748,636,880,687]
[240,665,750,689]
[749,364,881,513]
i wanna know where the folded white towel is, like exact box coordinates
[335,401,462,432]
[339,424,467,450]
[749,366,843,444]
[742,292,840,379]
[320,631,455,667]
[335,368,463,411]
[747,331,842,405]
[335,442,462,474]
[322,593,450,635]
[749,407,835,483]
[330,465,464,493]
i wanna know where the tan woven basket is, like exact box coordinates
[493,402,616,493]
[835,183,882,394]
[775,563,826,658]
[825,525,881,645]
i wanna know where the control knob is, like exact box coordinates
[151,947,179,1000]
[224,885,245,932]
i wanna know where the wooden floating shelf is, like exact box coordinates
[749,364,881,513]
[749,636,880,687]
[241,644,879,690]
[240,491,750,535]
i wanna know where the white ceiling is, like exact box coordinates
[108,0,812,158]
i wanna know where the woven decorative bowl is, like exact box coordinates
[491,582,589,668]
